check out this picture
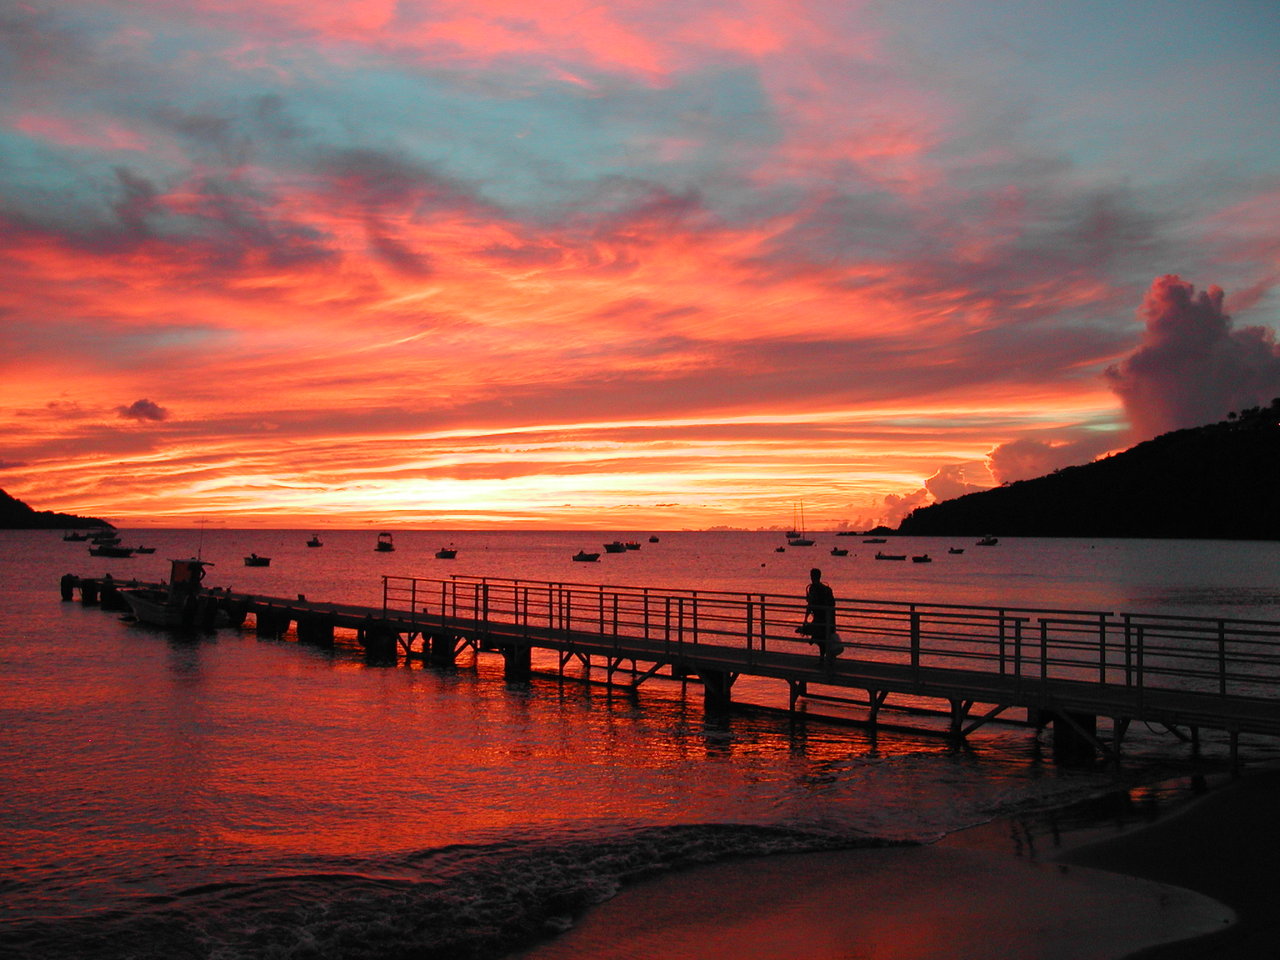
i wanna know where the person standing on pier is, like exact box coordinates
[802,568,838,666]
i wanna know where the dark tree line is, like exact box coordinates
[0,489,113,529]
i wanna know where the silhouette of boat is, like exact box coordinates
[649,535,660,543]
[244,553,270,566]
[787,502,814,545]
[912,554,932,563]
[624,541,641,550]
[863,538,887,544]
[63,531,92,541]
[875,551,906,561]
[306,534,323,547]
[91,534,121,545]
[121,558,225,628]
[948,547,964,554]
[89,544,134,557]
[976,535,998,546]
[830,547,849,556]
[603,541,627,553]
[572,550,600,562]
[135,546,156,554]
[375,532,395,552]
[435,546,458,559]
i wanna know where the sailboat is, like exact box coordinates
[787,502,814,546]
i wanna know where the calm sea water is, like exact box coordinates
[3,529,1279,958]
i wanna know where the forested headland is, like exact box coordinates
[897,401,1280,540]
[0,490,113,529]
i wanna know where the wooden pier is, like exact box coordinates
[64,572,1280,765]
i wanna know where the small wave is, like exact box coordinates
[0,823,897,960]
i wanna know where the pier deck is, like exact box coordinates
[67,572,1280,764]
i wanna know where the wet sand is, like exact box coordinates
[511,768,1280,960]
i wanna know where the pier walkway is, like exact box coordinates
[68,573,1280,764]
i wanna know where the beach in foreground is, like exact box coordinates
[512,767,1280,960]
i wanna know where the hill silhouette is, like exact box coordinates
[0,490,113,530]
[897,400,1280,540]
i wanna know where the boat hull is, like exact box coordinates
[121,589,227,628]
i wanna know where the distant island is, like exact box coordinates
[0,490,114,530]
[898,400,1280,540]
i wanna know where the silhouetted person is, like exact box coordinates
[803,568,837,665]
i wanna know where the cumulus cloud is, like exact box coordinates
[986,433,1119,484]
[924,461,993,501]
[116,398,170,422]
[1104,275,1280,439]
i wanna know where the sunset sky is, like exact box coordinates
[3,0,1279,529]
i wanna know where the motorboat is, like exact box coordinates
[830,547,849,556]
[863,538,887,544]
[875,551,906,561]
[435,546,458,559]
[135,546,156,554]
[63,531,92,541]
[976,535,999,546]
[912,554,932,563]
[624,541,641,550]
[306,534,323,547]
[948,547,964,554]
[244,553,271,566]
[603,541,627,553]
[89,544,134,558]
[120,558,225,628]
[375,532,395,552]
[572,550,600,562]
[648,535,660,543]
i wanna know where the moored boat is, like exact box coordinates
[603,541,627,553]
[375,532,395,552]
[830,547,849,556]
[120,558,226,629]
[976,535,998,546]
[572,550,600,562]
[875,551,907,561]
[244,553,270,567]
[912,554,932,563]
[306,534,323,547]
[88,544,134,558]
[435,546,458,559]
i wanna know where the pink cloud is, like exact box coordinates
[1104,275,1280,439]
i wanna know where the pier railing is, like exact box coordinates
[383,575,1280,703]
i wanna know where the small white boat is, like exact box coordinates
[121,558,225,628]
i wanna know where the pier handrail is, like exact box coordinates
[383,574,1280,704]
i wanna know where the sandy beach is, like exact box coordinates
[511,767,1280,960]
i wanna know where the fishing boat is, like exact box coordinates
[875,551,907,561]
[120,558,226,629]
[572,550,600,562]
[375,532,395,552]
[435,546,458,559]
[603,541,627,553]
[244,553,270,567]
[624,541,641,550]
[830,547,848,556]
[306,534,323,548]
[89,544,134,558]
[948,547,964,554]
[912,554,932,563]
[62,531,92,541]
